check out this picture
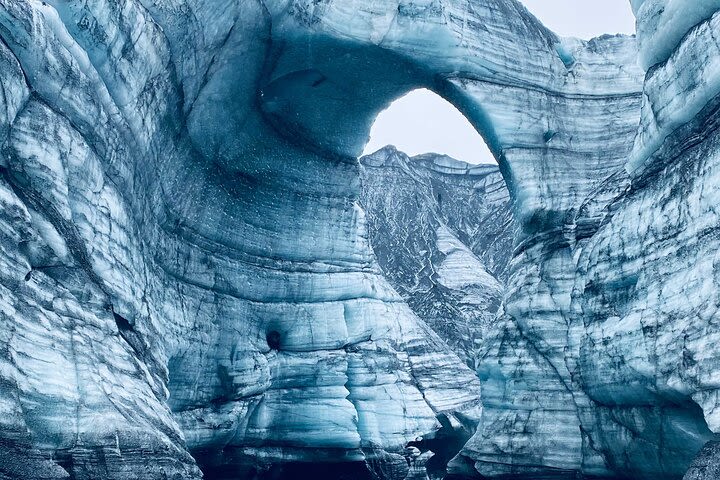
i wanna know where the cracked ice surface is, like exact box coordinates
[5,0,720,479]
[360,147,512,369]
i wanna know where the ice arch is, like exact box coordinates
[230,0,642,234]
[0,1,643,480]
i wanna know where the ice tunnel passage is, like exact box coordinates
[0,0,652,479]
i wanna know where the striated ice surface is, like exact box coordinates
[629,9,720,174]
[453,4,720,480]
[631,0,720,69]
[3,0,720,479]
[0,0,493,478]
[359,146,513,369]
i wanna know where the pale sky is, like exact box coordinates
[362,0,637,165]
[520,0,636,39]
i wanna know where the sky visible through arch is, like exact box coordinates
[362,0,637,165]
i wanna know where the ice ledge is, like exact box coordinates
[632,0,720,70]
[628,9,720,175]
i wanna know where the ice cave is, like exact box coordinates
[1,1,720,479]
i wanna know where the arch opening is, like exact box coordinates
[362,88,498,165]
[358,86,516,478]
[359,86,516,367]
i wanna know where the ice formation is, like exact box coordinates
[360,147,513,369]
[1,0,720,479]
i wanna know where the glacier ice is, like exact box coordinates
[360,146,513,369]
[1,0,720,480]
[631,0,720,69]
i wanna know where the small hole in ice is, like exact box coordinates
[113,311,134,332]
[266,330,282,350]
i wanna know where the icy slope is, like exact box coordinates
[453,4,720,480]
[359,147,513,368]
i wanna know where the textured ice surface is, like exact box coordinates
[360,147,513,368]
[631,0,720,69]
[2,0,720,479]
